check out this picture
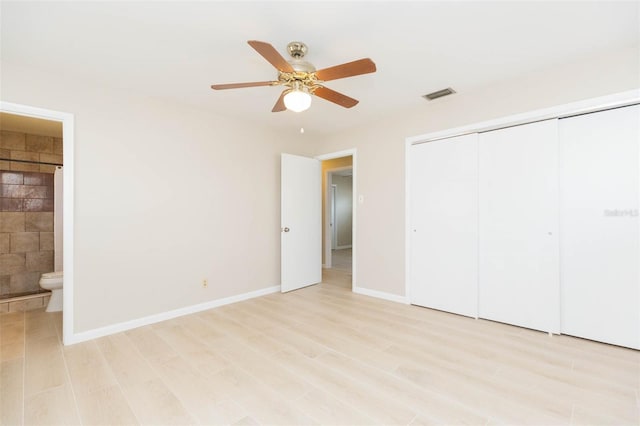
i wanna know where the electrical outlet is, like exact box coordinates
[202,279,208,288]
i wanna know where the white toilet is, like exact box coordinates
[40,271,63,312]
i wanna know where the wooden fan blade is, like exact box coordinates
[315,58,376,82]
[211,81,276,90]
[248,40,294,73]
[314,86,359,108]
[272,91,287,112]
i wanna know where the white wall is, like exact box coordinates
[310,46,639,297]
[1,63,312,333]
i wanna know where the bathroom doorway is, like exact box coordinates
[0,102,74,345]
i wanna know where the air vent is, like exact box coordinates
[423,87,456,101]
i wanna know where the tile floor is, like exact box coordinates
[1,269,638,425]
[0,292,51,313]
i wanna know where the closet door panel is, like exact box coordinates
[410,134,478,317]
[478,120,560,333]
[560,105,639,349]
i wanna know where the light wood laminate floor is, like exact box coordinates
[1,269,638,425]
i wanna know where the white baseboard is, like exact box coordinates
[66,285,280,345]
[353,285,409,304]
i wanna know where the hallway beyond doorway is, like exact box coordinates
[330,248,352,272]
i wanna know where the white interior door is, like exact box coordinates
[559,105,639,349]
[281,153,322,292]
[410,133,479,318]
[478,119,560,333]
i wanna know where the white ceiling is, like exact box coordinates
[2,1,638,136]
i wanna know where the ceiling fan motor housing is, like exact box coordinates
[287,41,307,58]
[286,42,316,73]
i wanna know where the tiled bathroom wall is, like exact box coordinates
[0,130,63,300]
[0,130,63,173]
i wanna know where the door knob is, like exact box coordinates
[282,227,290,232]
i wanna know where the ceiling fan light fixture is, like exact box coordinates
[284,88,312,112]
[211,40,377,112]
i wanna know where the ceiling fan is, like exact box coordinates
[210,40,376,113]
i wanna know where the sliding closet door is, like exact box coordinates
[478,120,560,333]
[410,134,478,317]
[560,105,639,349]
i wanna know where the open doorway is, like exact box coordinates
[0,102,74,345]
[327,168,352,272]
[320,154,354,282]
[0,112,63,312]
[281,150,356,293]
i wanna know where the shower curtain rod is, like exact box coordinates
[0,158,63,167]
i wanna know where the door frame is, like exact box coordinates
[0,101,75,346]
[316,149,357,290]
